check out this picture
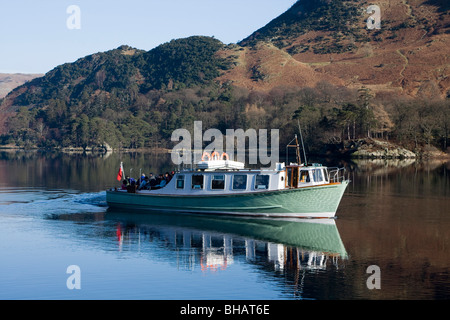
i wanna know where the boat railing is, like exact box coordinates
[327,167,346,183]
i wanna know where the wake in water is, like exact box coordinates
[0,188,107,217]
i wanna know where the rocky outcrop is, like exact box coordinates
[349,139,416,159]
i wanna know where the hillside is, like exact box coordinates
[215,42,345,91]
[0,73,43,98]
[0,37,239,149]
[0,1,449,153]
[238,0,450,98]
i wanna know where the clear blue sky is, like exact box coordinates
[0,0,296,74]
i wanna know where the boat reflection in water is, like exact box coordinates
[106,210,348,273]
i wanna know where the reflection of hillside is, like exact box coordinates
[0,151,175,192]
[345,160,450,199]
[337,159,450,299]
[352,159,416,176]
[351,159,450,176]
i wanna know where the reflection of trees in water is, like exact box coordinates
[345,159,450,199]
[0,151,175,192]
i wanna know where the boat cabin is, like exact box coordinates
[164,168,285,195]
[139,160,335,196]
[285,164,330,188]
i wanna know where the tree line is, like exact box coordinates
[1,34,448,154]
[2,79,449,154]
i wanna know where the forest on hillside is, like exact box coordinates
[0,32,449,155]
[2,78,449,155]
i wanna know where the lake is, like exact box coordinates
[0,151,449,301]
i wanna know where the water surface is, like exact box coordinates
[0,151,449,300]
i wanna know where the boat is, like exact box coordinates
[106,141,349,219]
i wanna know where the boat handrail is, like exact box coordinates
[327,167,346,183]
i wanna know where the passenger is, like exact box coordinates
[164,172,172,183]
[300,171,310,183]
[152,174,164,190]
[137,173,146,186]
[149,175,158,188]
[139,177,149,190]
[127,180,137,193]
[121,180,128,190]
[127,176,136,185]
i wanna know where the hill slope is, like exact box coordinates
[0,1,449,152]
[0,73,43,98]
[239,0,450,98]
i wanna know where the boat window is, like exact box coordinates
[176,175,185,189]
[313,169,324,182]
[300,170,310,183]
[255,174,269,189]
[286,167,291,187]
[192,174,204,189]
[232,174,247,190]
[211,175,225,190]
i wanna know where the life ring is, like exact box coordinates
[211,151,220,160]
[201,152,211,161]
[221,152,229,160]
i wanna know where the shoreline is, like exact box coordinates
[1,144,449,161]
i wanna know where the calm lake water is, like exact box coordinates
[0,151,449,301]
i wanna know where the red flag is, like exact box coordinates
[116,162,124,181]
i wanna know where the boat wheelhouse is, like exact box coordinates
[106,151,349,219]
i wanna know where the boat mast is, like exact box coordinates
[286,135,302,165]
[297,119,308,165]
[286,120,308,165]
